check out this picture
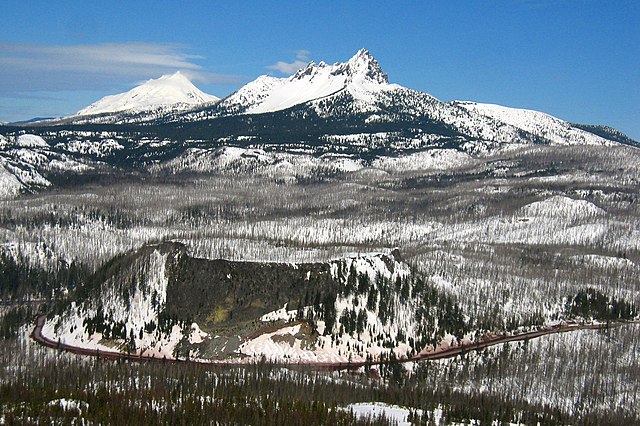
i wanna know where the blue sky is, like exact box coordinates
[1,0,638,139]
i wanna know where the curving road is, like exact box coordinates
[31,315,635,370]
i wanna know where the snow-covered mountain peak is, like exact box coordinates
[286,49,387,85]
[291,61,325,80]
[160,70,186,81]
[336,48,388,84]
[220,49,394,115]
[76,71,220,116]
[289,49,387,85]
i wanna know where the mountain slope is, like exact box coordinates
[3,48,635,182]
[455,101,614,146]
[0,133,94,197]
[176,49,606,148]
[76,71,219,116]
[570,123,640,147]
[219,48,398,115]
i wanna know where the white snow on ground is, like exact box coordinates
[430,275,458,295]
[0,162,24,198]
[319,153,364,172]
[243,253,416,363]
[431,192,640,255]
[324,255,414,360]
[239,324,309,359]
[344,403,422,425]
[517,195,606,219]
[44,250,417,363]
[372,149,474,172]
[345,402,523,425]
[323,132,392,143]
[41,308,117,353]
[457,101,614,146]
[153,146,365,181]
[0,241,63,271]
[220,146,268,163]
[260,304,297,322]
[1,159,50,189]
[16,134,49,148]
[573,254,636,269]
[7,148,49,167]
[56,139,124,157]
[139,324,184,359]
[103,248,169,334]
[238,321,382,364]
[0,134,90,189]
[188,322,209,344]
[41,246,187,359]
[48,398,89,414]
[48,158,92,173]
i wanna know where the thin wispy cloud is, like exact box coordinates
[0,42,239,93]
[267,50,310,75]
[180,70,241,86]
[0,43,202,72]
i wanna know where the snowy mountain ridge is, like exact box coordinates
[455,101,615,146]
[76,71,220,116]
[218,48,399,115]
[22,48,633,151]
[0,49,636,196]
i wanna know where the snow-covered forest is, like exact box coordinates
[1,137,639,423]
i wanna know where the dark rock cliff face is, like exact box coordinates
[48,239,480,361]
[165,247,340,327]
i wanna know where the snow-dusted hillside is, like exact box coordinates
[42,242,474,363]
[152,146,366,182]
[0,162,24,198]
[456,101,615,146]
[42,243,183,357]
[150,144,489,183]
[76,71,219,116]
[239,253,419,363]
[0,133,95,197]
